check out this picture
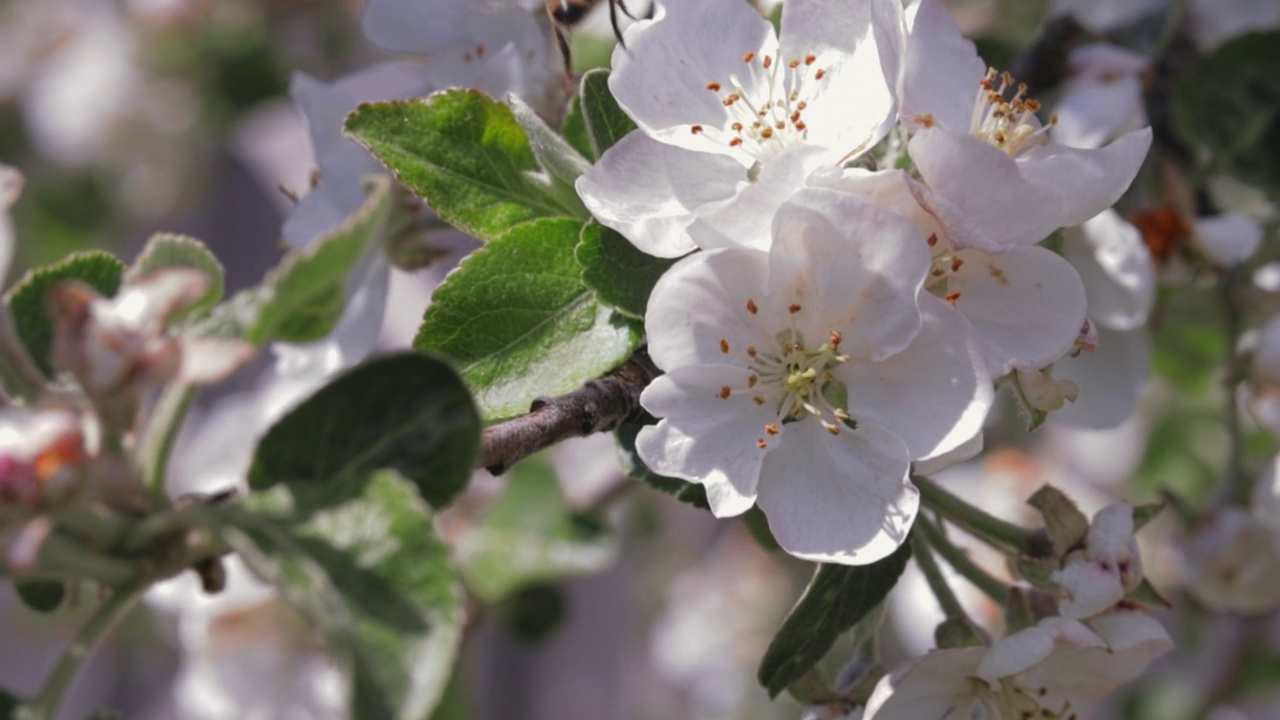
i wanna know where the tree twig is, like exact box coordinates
[478,350,658,475]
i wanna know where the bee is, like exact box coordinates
[546,0,637,76]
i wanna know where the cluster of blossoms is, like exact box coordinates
[568,0,1180,714]
[579,0,1150,564]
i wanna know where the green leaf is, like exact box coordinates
[127,233,225,319]
[249,176,393,344]
[1027,484,1089,558]
[345,90,586,242]
[414,217,641,421]
[506,93,591,202]
[614,423,710,510]
[575,221,678,318]
[455,455,617,603]
[249,352,481,510]
[4,251,125,377]
[224,471,464,720]
[562,94,594,161]
[757,541,912,698]
[14,580,64,613]
[1127,577,1172,608]
[1173,31,1280,188]
[579,69,637,157]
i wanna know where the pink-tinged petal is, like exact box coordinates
[1195,212,1263,267]
[780,0,902,156]
[577,133,745,258]
[1054,560,1125,620]
[864,647,986,720]
[643,248,771,371]
[755,420,915,565]
[1063,210,1155,331]
[909,126,1064,250]
[688,144,831,252]
[178,338,257,385]
[636,366,781,517]
[948,246,1087,375]
[609,0,777,151]
[900,0,987,131]
[1051,327,1150,429]
[843,295,992,461]
[768,188,930,361]
[1018,127,1152,229]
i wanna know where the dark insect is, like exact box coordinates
[546,0,637,76]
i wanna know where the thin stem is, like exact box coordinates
[911,530,967,621]
[916,515,1009,604]
[37,533,139,586]
[27,580,144,720]
[141,384,196,499]
[913,475,1048,557]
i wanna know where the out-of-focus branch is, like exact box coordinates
[478,350,659,475]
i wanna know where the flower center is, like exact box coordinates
[923,233,965,307]
[715,300,853,450]
[969,68,1056,157]
[693,48,828,168]
[960,677,1076,720]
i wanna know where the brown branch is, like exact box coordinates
[478,350,658,475]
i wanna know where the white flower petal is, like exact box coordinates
[687,144,832,252]
[643,247,771,371]
[843,295,992,461]
[768,188,930,361]
[755,420,915,565]
[609,0,777,153]
[864,647,986,720]
[1195,212,1263,267]
[637,366,779,517]
[779,0,901,155]
[1063,209,1155,331]
[949,245,1088,375]
[909,126,1065,250]
[1050,326,1151,429]
[979,617,1103,681]
[577,132,745,258]
[900,0,987,131]
[1017,127,1152,229]
[362,0,468,54]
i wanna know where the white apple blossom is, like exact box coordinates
[1182,507,1280,615]
[899,0,1151,255]
[865,613,1172,720]
[1053,502,1144,619]
[1051,0,1280,49]
[636,188,991,564]
[48,270,254,431]
[577,0,903,257]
